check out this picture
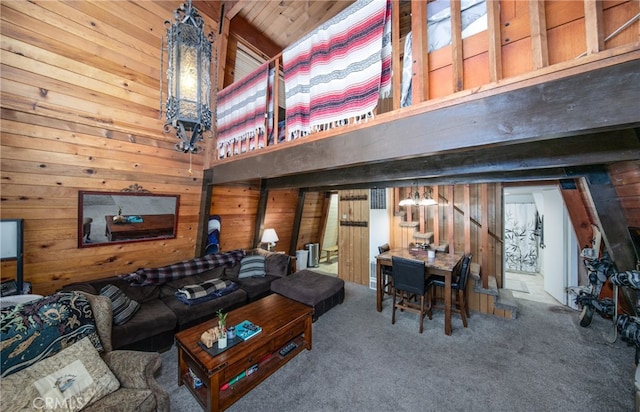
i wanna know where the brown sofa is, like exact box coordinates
[61,249,292,352]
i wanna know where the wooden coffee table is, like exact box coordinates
[104,214,175,241]
[175,294,313,412]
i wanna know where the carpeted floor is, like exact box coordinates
[155,281,636,412]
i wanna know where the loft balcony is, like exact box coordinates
[210,0,640,188]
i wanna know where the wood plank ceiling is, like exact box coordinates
[224,1,356,49]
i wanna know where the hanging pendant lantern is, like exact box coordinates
[164,0,213,153]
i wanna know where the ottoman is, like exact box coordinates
[271,270,345,321]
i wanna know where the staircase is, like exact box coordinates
[470,263,518,319]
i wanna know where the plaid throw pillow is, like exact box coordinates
[99,285,140,326]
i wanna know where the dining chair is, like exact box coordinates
[428,253,473,328]
[391,256,432,333]
[378,243,393,296]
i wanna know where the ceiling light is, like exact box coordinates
[399,186,437,206]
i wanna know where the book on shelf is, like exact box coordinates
[235,320,262,341]
[188,368,203,389]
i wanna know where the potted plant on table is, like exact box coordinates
[217,309,228,348]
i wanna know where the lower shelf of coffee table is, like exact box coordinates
[181,335,308,411]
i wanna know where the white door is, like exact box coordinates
[541,188,577,305]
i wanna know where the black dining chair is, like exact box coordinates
[391,256,432,333]
[428,253,473,328]
[378,243,393,295]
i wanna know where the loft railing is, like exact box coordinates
[214,0,639,163]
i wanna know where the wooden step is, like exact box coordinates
[472,274,517,319]
[473,273,498,298]
[495,289,518,319]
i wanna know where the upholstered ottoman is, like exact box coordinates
[271,270,345,321]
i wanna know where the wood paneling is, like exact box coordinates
[610,161,640,228]
[263,188,301,252]
[0,1,220,295]
[296,191,323,251]
[2,0,637,301]
[209,182,260,251]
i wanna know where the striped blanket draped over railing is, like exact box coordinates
[283,0,392,140]
[216,62,269,159]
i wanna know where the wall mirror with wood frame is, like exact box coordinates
[78,189,179,248]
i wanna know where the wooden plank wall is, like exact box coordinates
[416,0,638,101]
[610,160,640,228]
[1,1,223,296]
[295,191,324,251]
[262,188,300,253]
[2,1,636,297]
[208,186,322,256]
[209,182,260,251]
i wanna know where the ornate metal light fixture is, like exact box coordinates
[164,0,213,153]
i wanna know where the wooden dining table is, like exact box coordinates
[376,248,461,336]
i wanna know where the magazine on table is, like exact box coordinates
[235,320,262,340]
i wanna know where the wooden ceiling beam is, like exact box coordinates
[576,165,638,271]
[222,0,247,20]
[261,130,640,190]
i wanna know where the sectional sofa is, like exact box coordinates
[61,248,291,352]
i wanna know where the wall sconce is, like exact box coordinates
[261,229,279,252]
[399,186,437,206]
[164,0,214,153]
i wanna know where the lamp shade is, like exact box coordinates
[419,198,437,206]
[261,229,279,244]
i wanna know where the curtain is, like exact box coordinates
[504,203,539,273]
[283,0,392,139]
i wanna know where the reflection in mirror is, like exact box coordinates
[78,190,179,248]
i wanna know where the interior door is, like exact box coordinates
[338,189,370,286]
[542,188,575,305]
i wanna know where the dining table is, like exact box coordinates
[376,248,461,336]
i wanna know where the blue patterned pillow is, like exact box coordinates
[238,255,266,278]
[0,292,102,377]
[99,284,140,325]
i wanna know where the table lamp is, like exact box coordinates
[261,229,279,251]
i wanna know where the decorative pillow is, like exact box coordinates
[99,285,140,326]
[0,337,120,411]
[1,292,103,378]
[238,255,266,278]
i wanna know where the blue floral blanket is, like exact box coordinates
[1,292,102,377]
